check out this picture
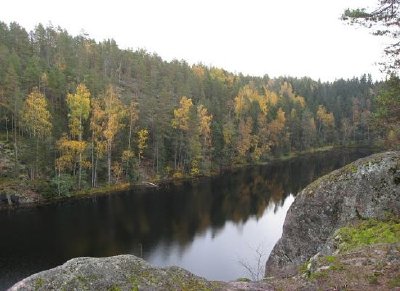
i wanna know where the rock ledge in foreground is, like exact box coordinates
[9,255,273,291]
[9,255,215,291]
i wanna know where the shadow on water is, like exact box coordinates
[0,148,375,288]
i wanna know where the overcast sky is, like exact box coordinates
[1,0,388,81]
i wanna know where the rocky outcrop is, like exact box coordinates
[0,140,41,208]
[267,242,400,290]
[9,255,216,291]
[0,185,41,208]
[9,255,273,291]
[265,151,400,278]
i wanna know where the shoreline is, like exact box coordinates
[0,145,380,211]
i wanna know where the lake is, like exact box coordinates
[0,148,375,289]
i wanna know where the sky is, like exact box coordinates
[0,0,388,81]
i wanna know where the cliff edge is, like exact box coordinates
[265,151,400,284]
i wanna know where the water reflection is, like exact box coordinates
[0,148,374,288]
[147,194,295,280]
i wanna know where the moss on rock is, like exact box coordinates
[335,218,400,251]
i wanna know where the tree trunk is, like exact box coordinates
[35,138,39,180]
[57,168,61,196]
[128,119,133,150]
[5,117,8,141]
[91,136,95,188]
[78,116,82,189]
[78,152,82,189]
[174,142,177,170]
[12,114,18,177]
[107,142,112,184]
[156,141,159,174]
[94,156,98,188]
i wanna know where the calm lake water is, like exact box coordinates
[0,148,375,289]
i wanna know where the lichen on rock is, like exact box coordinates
[9,255,218,291]
[9,255,274,291]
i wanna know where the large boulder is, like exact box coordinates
[265,151,400,278]
[9,255,218,291]
[9,255,273,291]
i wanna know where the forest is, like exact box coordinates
[0,21,389,197]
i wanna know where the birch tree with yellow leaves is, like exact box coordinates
[122,99,139,180]
[316,105,335,144]
[267,108,287,152]
[137,128,149,166]
[102,85,126,184]
[233,84,272,162]
[172,96,193,173]
[65,83,91,188]
[197,104,213,173]
[90,98,106,187]
[21,87,52,179]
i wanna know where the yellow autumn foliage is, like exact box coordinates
[21,88,52,138]
[172,96,193,131]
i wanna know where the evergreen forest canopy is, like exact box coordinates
[0,21,384,196]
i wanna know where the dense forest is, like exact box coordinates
[0,22,385,196]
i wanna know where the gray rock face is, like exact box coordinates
[10,255,274,291]
[265,151,400,278]
[9,255,216,291]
